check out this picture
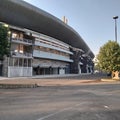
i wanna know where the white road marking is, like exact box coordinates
[37,111,62,120]
[37,107,72,120]
[37,103,84,120]
[104,105,109,109]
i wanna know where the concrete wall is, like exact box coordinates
[8,66,32,77]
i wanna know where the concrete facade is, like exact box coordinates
[0,0,94,77]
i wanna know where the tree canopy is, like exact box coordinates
[0,23,10,60]
[97,40,120,72]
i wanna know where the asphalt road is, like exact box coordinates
[0,83,120,120]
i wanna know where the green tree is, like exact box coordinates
[0,23,10,60]
[97,40,120,79]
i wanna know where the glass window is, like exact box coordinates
[19,58,23,67]
[12,33,18,38]
[14,58,19,66]
[9,58,14,66]
[24,59,27,67]
[19,44,24,53]
[28,59,32,67]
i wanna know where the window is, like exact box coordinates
[14,58,19,66]
[24,59,27,67]
[12,33,18,39]
[19,58,23,67]
[19,44,24,53]
[28,59,32,67]
[19,33,23,40]
[9,58,14,66]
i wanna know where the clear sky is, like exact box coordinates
[23,0,120,55]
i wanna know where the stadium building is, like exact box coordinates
[0,0,94,77]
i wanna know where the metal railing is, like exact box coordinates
[11,51,32,58]
[12,38,32,45]
[33,50,73,62]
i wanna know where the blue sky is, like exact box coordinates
[23,0,120,55]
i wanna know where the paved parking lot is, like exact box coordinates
[0,78,120,120]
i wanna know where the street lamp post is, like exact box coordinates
[113,16,118,42]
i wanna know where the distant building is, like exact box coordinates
[0,0,94,77]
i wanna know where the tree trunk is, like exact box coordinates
[112,71,120,80]
[0,60,3,76]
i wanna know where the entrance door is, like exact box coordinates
[59,68,65,75]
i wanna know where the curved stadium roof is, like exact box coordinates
[0,0,94,58]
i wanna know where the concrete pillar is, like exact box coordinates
[2,56,8,77]
[78,64,81,74]
[86,65,89,73]
[90,66,93,73]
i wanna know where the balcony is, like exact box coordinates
[11,51,33,58]
[33,50,73,62]
[12,38,32,45]
[34,41,73,55]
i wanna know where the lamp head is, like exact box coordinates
[113,16,118,19]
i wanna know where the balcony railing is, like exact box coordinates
[35,41,73,55]
[11,51,32,58]
[12,38,32,45]
[33,50,73,62]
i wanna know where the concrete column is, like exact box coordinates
[78,64,81,74]
[2,56,8,77]
[86,65,89,73]
[90,66,93,73]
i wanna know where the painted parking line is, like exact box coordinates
[37,107,73,120]
[37,102,87,120]
[37,102,111,120]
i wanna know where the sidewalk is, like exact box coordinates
[0,73,90,80]
[0,73,117,88]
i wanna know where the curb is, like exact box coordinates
[101,79,120,82]
[0,84,38,89]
